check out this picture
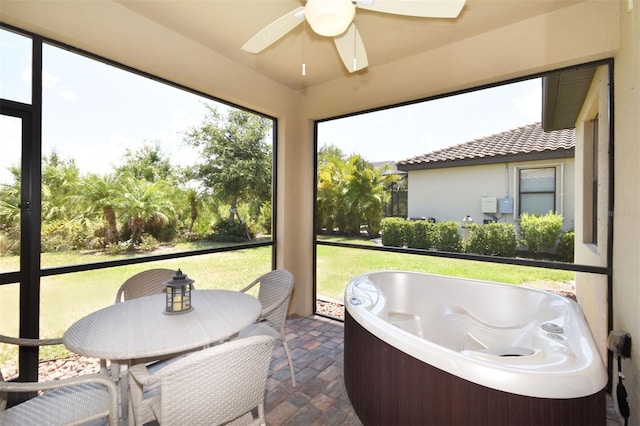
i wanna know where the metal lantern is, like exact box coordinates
[163,269,194,314]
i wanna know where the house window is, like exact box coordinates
[583,117,599,245]
[518,167,556,216]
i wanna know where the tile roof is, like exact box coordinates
[397,123,575,170]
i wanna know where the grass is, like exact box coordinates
[1,238,573,366]
[315,235,574,300]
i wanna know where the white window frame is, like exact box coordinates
[514,163,564,218]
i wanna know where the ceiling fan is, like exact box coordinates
[241,0,466,73]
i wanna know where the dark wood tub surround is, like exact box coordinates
[344,310,606,426]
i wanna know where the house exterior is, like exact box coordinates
[397,123,575,231]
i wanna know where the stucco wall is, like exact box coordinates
[611,0,640,416]
[574,65,611,364]
[406,159,575,230]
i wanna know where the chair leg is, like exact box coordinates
[280,334,296,387]
[257,402,266,425]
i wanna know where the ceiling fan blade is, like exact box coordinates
[356,0,465,18]
[334,23,369,73]
[241,7,305,53]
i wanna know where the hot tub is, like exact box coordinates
[344,270,608,425]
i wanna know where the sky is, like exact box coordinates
[318,78,541,163]
[1,28,541,183]
[0,30,226,183]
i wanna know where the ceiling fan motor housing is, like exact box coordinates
[305,0,355,37]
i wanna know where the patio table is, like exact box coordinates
[63,289,261,421]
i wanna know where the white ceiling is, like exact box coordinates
[113,0,585,90]
[1,0,585,91]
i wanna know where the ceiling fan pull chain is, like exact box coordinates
[302,21,307,76]
[353,19,358,71]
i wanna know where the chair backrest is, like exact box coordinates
[155,335,275,425]
[255,269,294,327]
[114,268,176,303]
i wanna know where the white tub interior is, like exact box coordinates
[345,270,608,398]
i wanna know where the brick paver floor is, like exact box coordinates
[265,315,362,426]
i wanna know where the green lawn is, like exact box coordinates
[315,236,574,301]
[316,244,573,301]
[1,239,573,365]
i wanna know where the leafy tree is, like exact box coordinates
[115,142,176,183]
[183,106,272,224]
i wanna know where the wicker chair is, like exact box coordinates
[237,269,296,387]
[128,335,275,426]
[114,268,176,303]
[0,334,118,426]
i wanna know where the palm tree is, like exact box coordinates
[316,148,391,237]
[41,152,83,222]
[82,173,121,245]
[342,155,389,236]
[117,176,176,249]
[317,152,348,234]
[0,166,21,254]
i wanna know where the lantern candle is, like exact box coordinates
[163,269,194,315]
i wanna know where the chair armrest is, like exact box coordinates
[1,374,118,426]
[128,364,160,386]
[0,373,116,394]
[237,277,260,294]
[0,334,63,347]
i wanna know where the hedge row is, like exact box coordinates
[380,213,573,261]
[381,218,462,252]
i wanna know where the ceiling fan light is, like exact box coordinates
[305,0,355,37]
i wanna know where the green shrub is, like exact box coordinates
[406,220,435,249]
[556,230,575,262]
[138,233,159,251]
[0,232,19,256]
[519,212,563,254]
[463,223,487,254]
[434,221,461,252]
[41,220,94,252]
[381,217,409,247]
[464,222,517,256]
[209,219,254,242]
[255,201,272,235]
